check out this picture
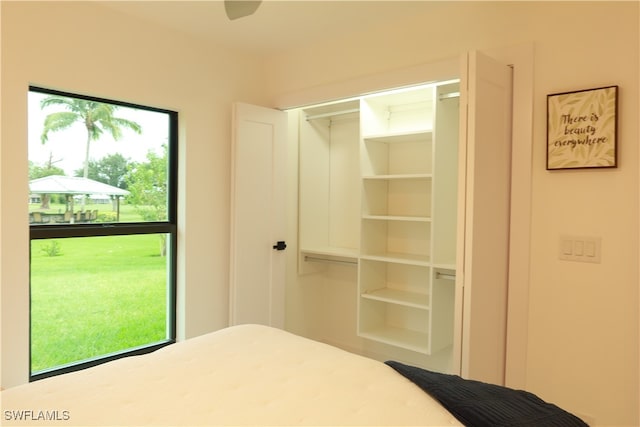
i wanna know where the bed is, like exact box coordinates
[1,324,587,426]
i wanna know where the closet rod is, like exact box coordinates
[304,255,358,266]
[305,108,360,121]
[438,91,460,100]
[435,272,456,281]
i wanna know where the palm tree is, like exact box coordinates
[40,95,142,211]
[40,96,142,182]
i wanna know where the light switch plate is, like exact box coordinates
[559,235,601,263]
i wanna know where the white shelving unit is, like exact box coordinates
[357,82,459,355]
[295,81,460,367]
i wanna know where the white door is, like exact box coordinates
[454,51,513,385]
[229,102,287,328]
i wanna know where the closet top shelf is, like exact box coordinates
[303,99,360,121]
[362,129,432,143]
[362,173,432,180]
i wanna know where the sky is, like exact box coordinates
[28,91,170,177]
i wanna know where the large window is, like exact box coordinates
[28,87,177,380]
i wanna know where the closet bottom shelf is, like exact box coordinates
[358,325,430,354]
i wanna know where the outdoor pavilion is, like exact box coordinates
[29,175,129,223]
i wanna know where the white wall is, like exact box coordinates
[267,2,639,426]
[0,1,269,387]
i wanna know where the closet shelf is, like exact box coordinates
[362,215,431,222]
[358,326,430,354]
[303,99,360,121]
[360,252,430,266]
[300,247,359,263]
[304,256,357,266]
[305,108,359,121]
[362,174,432,180]
[363,129,432,143]
[361,288,429,309]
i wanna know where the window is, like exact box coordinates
[28,87,177,380]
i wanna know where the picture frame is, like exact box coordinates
[546,85,618,170]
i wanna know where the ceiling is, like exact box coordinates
[99,1,439,56]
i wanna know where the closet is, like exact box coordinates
[231,51,514,384]
[295,80,460,374]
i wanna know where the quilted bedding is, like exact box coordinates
[386,360,588,427]
[1,324,461,426]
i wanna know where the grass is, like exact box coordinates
[30,230,168,373]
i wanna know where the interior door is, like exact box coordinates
[454,51,513,385]
[229,102,287,328]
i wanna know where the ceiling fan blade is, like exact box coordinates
[225,0,262,20]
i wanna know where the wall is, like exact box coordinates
[0,1,269,387]
[268,2,639,426]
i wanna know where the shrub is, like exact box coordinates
[97,212,117,222]
[41,240,63,257]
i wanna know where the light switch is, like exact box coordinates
[559,235,601,263]
[574,240,584,256]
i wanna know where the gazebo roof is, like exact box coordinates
[29,175,129,196]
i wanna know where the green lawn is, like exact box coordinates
[30,233,168,373]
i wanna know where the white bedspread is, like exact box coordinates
[1,324,461,426]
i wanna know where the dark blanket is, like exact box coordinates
[385,361,588,427]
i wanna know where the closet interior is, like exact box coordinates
[292,80,460,373]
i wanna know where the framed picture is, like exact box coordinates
[547,85,618,170]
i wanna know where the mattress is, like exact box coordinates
[1,324,461,426]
